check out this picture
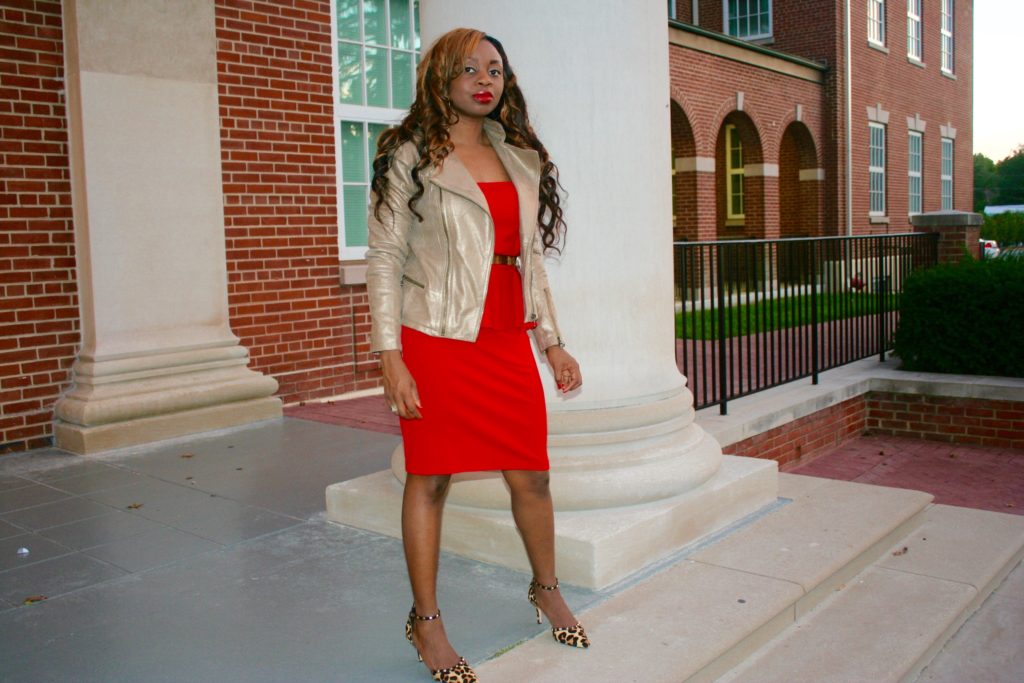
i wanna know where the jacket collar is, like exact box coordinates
[424,118,541,216]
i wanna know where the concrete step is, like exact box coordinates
[717,504,1024,683]
[473,473,940,682]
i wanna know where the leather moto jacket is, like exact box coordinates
[366,118,564,353]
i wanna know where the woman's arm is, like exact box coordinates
[366,146,416,353]
[366,145,424,418]
[529,238,582,393]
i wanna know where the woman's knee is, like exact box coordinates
[507,470,550,497]
[408,474,452,503]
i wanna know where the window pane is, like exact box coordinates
[340,121,366,183]
[364,0,386,46]
[343,185,370,247]
[365,46,388,107]
[368,123,388,165]
[391,50,414,109]
[390,0,412,49]
[336,0,360,41]
[337,41,363,104]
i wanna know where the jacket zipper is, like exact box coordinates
[401,274,425,289]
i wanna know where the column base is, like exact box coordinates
[326,455,778,590]
[55,396,282,454]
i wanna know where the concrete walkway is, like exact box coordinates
[1,398,1022,680]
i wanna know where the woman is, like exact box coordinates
[366,27,588,683]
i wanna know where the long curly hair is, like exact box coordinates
[370,28,566,253]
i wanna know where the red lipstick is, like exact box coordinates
[472,92,494,104]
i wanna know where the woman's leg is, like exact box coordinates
[402,473,460,668]
[502,469,578,628]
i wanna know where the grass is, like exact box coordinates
[676,291,892,339]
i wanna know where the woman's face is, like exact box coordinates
[447,39,505,122]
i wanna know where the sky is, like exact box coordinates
[973,2,1024,161]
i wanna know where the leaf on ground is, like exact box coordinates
[892,546,909,556]
[185,476,193,480]
[126,502,143,510]
[236,467,243,471]
[180,453,195,459]
[23,595,47,605]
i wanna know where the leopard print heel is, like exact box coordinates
[528,579,591,649]
[404,606,479,682]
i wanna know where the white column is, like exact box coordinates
[327,0,776,588]
[55,0,281,453]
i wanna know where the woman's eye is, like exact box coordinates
[464,66,475,74]
[489,69,502,77]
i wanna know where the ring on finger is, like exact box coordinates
[389,404,398,415]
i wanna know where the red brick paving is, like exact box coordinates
[284,394,400,435]
[786,434,1024,515]
[287,396,1024,516]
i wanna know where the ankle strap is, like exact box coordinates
[410,607,441,621]
[532,578,560,591]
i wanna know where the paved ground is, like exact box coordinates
[1,399,1022,682]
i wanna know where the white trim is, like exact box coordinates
[675,156,716,172]
[799,168,825,181]
[736,90,744,111]
[907,0,922,61]
[744,163,779,177]
[906,113,926,133]
[868,122,886,216]
[941,0,954,74]
[940,123,957,140]
[795,103,803,122]
[867,0,886,46]
[866,102,890,124]
[908,130,922,215]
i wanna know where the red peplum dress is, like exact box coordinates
[399,181,549,475]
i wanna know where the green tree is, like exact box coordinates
[996,145,1024,205]
[974,153,997,211]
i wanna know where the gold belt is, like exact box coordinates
[492,254,519,266]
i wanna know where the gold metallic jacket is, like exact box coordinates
[366,118,564,353]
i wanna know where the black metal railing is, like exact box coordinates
[674,233,939,414]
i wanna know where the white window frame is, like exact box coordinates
[332,0,420,260]
[725,124,745,220]
[907,0,922,61]
[908,131,922,215]
[869,122,886,216]
[941,0,954,73]
[868,0,886,46]
[723,0,773,41]
[941,137,954,210]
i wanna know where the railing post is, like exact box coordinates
[877,236,886,362]
[810,240,819,384]
[716,242,728,415]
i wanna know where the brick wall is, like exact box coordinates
[848,0,973,233]
[723,395,867,468]
[867,392,1024,449]
[214,0,379,406]
[0,0,77,453]
[668,43,827,240]
[720,390,1023,468]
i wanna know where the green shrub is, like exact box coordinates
[980,211,1024,247]
[893,258,1024,377]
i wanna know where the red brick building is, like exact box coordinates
[0,1,973,452]
[668,0,973,240]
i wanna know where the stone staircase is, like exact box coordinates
[474,470,1024,682]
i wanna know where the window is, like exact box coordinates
[725,0,772,40]
[333,0,420,259]
[941,0,954,73]
[868,0,885,45]
[725,124,745,220]
[907,0,922,60]
[869,123,886,215]
[941,137,954,209]
[668,0,677,20]
[908,131,922,215]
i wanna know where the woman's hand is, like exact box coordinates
[379,350,422,419]
[545,346,582,394]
